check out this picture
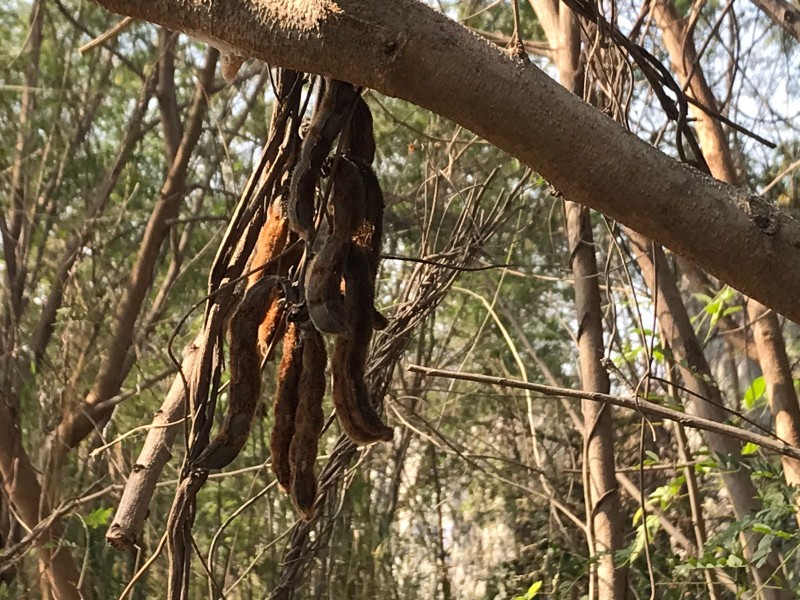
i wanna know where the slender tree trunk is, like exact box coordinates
[653,0,800,525]
[0,401,82,600]
[567,204,626,599]
[748,303,800,505]
[528,2,626,595]
[627,231,791,599]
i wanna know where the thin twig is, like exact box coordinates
[406,365,800,461]
[79,16,134,54]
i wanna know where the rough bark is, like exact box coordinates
[749,0,800,43]
[84,0,800,323]
[654,0,800,523]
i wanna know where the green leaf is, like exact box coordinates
[726,554,745,568]
[752,523,772,535]
[525,581,543,598]
[692,293,713,304]
[703,300,722,315]
[84,506,113,529]
[743,376,766,410]
[644,450,659,463]
[741,442,759,456]
[513,580,543,600]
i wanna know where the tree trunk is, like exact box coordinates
[0,402,82,600]
[748,303,800,507]
[653,0,800,525]
[567,204,627,599]
[530,2,627,594]
[627,231,791,599]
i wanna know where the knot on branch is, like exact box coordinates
[738,194,781,236]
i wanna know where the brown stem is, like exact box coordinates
[406,364,800,463]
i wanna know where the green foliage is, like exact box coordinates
[83,507,113,529]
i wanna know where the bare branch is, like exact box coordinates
[406,365,800,462]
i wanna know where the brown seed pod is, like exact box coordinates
[288,326,327,518]
[287,80,360,239]
[344,99,385,329]
[350,159,388,331]
[247,200,303,359]
[345,96,376,165]
[304,158,365,334]
[351,163,383,261]
[332,247,393,445]
[329,107,391,444]
[194,276,277,470]
[247,201,290,287]
[270,321,303,490]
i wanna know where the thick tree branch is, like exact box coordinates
[86,0,800,322]
[750,0,800,43]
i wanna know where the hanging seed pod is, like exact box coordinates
[195,276,278,470]
[331,247,393,445]
[288,326,327,518]
[304,158,365,334]
[270,322,303,490]
[287,80,360,239]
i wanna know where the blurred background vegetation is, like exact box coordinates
[1,0,799,598]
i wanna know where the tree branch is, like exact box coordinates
[406,365,800,462]
[750,0,800,43]
[85,0,800,321]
